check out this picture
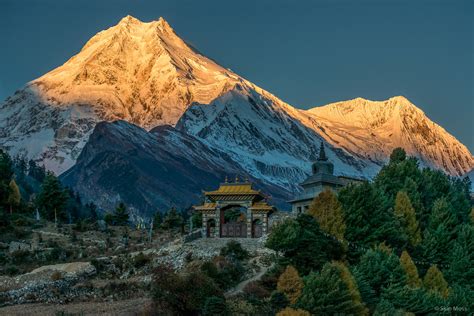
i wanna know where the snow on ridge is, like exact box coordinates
[0,15,472,183]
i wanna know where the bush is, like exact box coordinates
[201,256,245,290]
[270,291,289,311]
[243,281,270,301]
[203,296,228,315]
[220,240,249,260]
[133,252,151,269]
[151,265,223,315]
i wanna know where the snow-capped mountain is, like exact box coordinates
[303,97,473,176]
[0,15,242,173]
[0,15,472,187]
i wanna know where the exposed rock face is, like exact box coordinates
[60,120,291,215]
[305,97,473,176]
[0,15,471,179]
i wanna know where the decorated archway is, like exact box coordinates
[220,205,247,238]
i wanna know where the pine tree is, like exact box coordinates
[355,245,406,299]
[277,265,303,304]
[36,172,68,222]
[7,179,21,214]
[423,265,449,298]
[297,262,368,315]
[153,211,163,229]
[421,197,458,263]
[85,202,98,221]
[399,250,421,287]
[0,150,13,207]
[162,207,183,229]
[389,147,406,164]
[446,225,474,290]
[339,182,407,248]
[308,189,345,240]
[113,202,129,226]
[394,191,421,246]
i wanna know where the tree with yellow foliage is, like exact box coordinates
[308,189,345,240]
[394,191,421,246]
[7,179,21,214]
[276,307,310,316]
[277,265,303,305]
[423,265,449,298]
[399,250,421,287]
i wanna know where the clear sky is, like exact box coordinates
[0,0,472,150]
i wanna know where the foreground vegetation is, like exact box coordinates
[0,148,473,315]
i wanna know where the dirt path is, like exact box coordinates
[225,263,274,297]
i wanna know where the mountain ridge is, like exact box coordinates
[0,15,472,184]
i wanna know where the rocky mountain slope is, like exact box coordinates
[60,120,291,214]
[303,96,473,176]
[0,16,242,173]
[0,15,472,204]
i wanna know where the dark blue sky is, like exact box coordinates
[1,0,472,150]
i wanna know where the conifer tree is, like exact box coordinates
[277,265,303,304]
[36,172,68,221]
[399,250,421,287]
[7,179,21,214]
[394,191,421,246]
[297,262,368,315]
[0,150,13,207]
[446,224,474,290]
[423,265,449,298]
[113,202,129,226]
[339,182,406,248]
[421,198,458,263]
[308,189,346,240]
[355,245,406,299]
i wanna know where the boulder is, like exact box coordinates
[28,262,96,279]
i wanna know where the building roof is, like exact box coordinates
[249,202,274,211]
[300,172,344,187]
[204,182,259,195]
[193,202,217,210]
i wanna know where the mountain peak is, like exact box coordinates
[119,15,142,25]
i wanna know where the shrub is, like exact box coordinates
[243,281,270,300]
[220,240,249,260]
[151,265,222,315]
[133,252,151,269]
[203,296,228,316]
[270,290,289,311]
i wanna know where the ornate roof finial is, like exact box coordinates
[224,175,228,183]
[318,142,328,161]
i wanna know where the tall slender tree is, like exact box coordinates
[36,172,68,222]
[7,179,21,214]
[308,189,346,240]
[394,191,421,246]
[277,265,303,304]
[423,265,449,298]
[399,250,421,288]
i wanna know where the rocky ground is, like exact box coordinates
[0,224,276,315]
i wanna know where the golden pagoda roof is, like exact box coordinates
[249,202,273,210]
[193,202,217,210]
[204,183,260,196]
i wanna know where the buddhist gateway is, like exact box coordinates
[193,178,274,238]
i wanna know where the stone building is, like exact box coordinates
[289,143,362,215]
[193,179,274,238]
